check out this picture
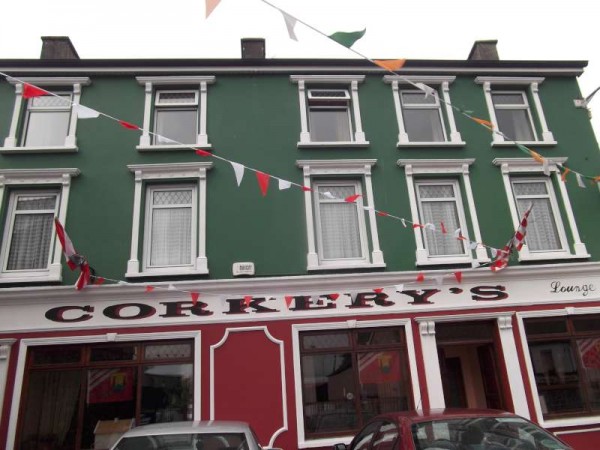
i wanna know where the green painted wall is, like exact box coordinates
[1,70,600,285]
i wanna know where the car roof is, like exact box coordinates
[376,408,516,424]
[120,421,252,437]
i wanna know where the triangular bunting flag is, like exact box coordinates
[434,276,444,286]
[329,293,340,300]
[490,248,499,258]
[278,179,292,190]
[281,11,298,41]
[440,222,447,234]
[472,117,493,128]
[373,288,384,294]
[377,211,389,217]
[191,292,200,306]
[576,173,587,188]
[561,167,571,183]
[413,223,424,229]
[145,286,155,293]
[54,218,78,270]
[425,223,436,230]
[168,284,176,291]
[373,59,406,71]
[472,260,480,268]
[205,0,220,17]
[415,83,437,98]
[256,171,270,196]
[119,120,139,130]
[401,219,407,227]
[416,273,425,282]
[243,295,252,307]
[530,150,544,164]
[195,149,212,157]
[74,104,100,119]
[301,186,312,192]
[284,295,294,308]
[230,162,245,186]
[394,284,404,292]
[345,194,361,203]
[469,241,478,250]
[454,272,463,283]
[23,83,48,98]
[328,28,366,48]
[323,191,336,199]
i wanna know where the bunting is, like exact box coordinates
[256,171,271,196]
[281,11,298,41]
[491,206,533,272]
[231,162,245,186]
[23,83,48,99]
[373,59,406,71]
[205,0,221,17]
[74,104,100,119]
[328,28,366,48]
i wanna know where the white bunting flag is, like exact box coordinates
[168,284,176,291]
[401,218,407,228]
[472,260,480,268]
[425,223,436,231]
[454,228,462,238]
[278,179,292,190]
[415,82,437,98]
[576,173,587,188]
[323,191,336,199]
[490,248,499,258]
[469,241,479,250]
[74,104,100,119]
[230,162,245,186]
[394,284,405,292]
[281,11,298,41]
[434,275,444,286]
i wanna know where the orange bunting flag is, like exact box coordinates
[530,150,544,164]
[195,149,212,157]
[256,171,270,196]
[119,120,139,130]
[440,222,447,234]
[345,194,361,203]
[205,0,221,17]
[473,117,493,128]
[329,293,340,300]
[23,83,48,98]
[145,286,155,293]
[377,211,389,217]
[594,176,600,184]
[373,59,406,71]
[373,288,384,294]
[301,186,312,192]
[454,272,463,283]
[284,295,294,309]
[416,272,425,282]
[243,296,252,307]
[190,292,200,306]
[561,167,571,183]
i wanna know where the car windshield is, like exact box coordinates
[411,416,569,450]
[114,432,248,450]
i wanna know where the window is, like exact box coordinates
[476,77,556,146]
[2,77,90,153]
[384,76,464,146]
[299,327,412,438]
[398,159,488,265]
[136,76,215,151]
[126,163,212,277]
[297,159,384,270]
[493,158,588,261]
[524,315,600,420]
[18,339,194,450]
[291,75,369,147]
[0,168,80,283]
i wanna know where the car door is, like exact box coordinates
[371,421,400,450]
[350,420,381,450]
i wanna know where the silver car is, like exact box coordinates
[110,421,263,450]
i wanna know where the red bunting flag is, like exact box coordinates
[301,186,312,192]
[377,211,389,217]
[191,292,200,306]
[329,293,340,300]
[145,286,155,293]
[416,272,425,282]
[454,272,463,283]
[256,171,270,196]
[345,194,361,203]
[119,120,139,130]
[54,218,78,270]
[243,295,252,307]
[23,83,48,99]
[440,222,447,234]
[195,149,212,157]
[284,295,293,308]
[412,223,424,229]
[491,206,533,272]
[373,288,384,294]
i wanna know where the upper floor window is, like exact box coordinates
[135,76,215,151]
[0,168,80,283]
[126,163,212,277]
[493,157,588,261]
[476,77,556,146]
[1,77,90,153]
[291,75,369,148]
[297,159,384,271]
[398,159,488,266]
[384,76,464,147]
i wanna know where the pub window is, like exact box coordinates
[18,340,194,450]
[300,327,412,438]
[525,315,600,419]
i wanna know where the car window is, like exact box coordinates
[372,421,399,450]
[352,421,381,450]
[114,432,248,450]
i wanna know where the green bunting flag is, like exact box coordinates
[328,28,366,48]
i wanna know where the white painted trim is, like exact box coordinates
[555,426,600,435]
[291,75,368,146]
[292,319,419,449]
[0,337,16,431]
[209,327,287,448]
[5,331,200,450]
[135,76,215,149]
[296,159,385,270]
[419,320,445,408]
[475,77,555,145]
[497,316,529,418]
[126,163,212,277]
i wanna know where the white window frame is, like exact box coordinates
[2,77,91,153]
[0,168,80,283]
[296,159,384,271]
[152,90,200,146]
[491,90,538,142]
[291,76,369,148]
[384,76,464,147]
[143,184,198,273]
[136,76,215,151]
[493,157,589,261]
[414,179,470,260]
[475,77,556,146]
[398,159,488,265]
[126,163,212,277]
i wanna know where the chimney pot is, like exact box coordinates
[40,36,80,60]
[241,38,265,59]
[467,40,499,61]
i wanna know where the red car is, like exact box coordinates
[334,409,571,450]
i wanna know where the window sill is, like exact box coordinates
[416,256,477,266]
[136,144,212,152]
[543,415,600,430]
[308,262,386,271]
[126,268,209,278]
[491,140,557,147]
[0,146,78,154]
[297,141,370,149]
[0,272,61,284]
[397,141,466,148]
[518,252,590,262]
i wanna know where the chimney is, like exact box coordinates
[241,38,265,59]
[467,40,499,61]
[40,36,80,60]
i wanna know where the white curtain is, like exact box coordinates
[418,184,463,256]
[318,185,362,259]
[513,182,561,251]
[149,189,192,266]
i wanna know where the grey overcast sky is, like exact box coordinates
[1,0,600,142]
